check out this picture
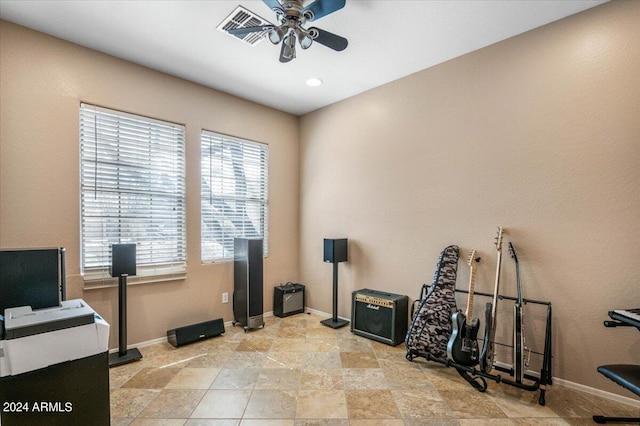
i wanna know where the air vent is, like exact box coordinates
[217,5,273,46]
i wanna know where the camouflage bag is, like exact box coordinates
[405,245,459,360]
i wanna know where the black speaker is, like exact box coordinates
[351,289,408,346]
[233,238,264,330]
[324,238,348,263]
[274,283,305,317]
[110,243,136,277]
[167,318,225,347]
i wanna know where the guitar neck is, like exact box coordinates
[515,261,522,305]
[466,266,477,322]
[489,246,502,336]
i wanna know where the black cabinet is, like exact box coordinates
[0,352,110,426]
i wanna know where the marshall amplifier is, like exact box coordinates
[351,289,408,346]
[274,283,305,317]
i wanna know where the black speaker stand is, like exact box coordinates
[109,274,142,367]
[321,261,349,329]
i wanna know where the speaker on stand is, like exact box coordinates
[321,238,349,329]
[109,243,142,367]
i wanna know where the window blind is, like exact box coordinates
[80,104,186,284]
[201,130,268,262]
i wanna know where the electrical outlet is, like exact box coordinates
[222,292,229,304]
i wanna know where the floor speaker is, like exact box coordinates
[167,318,225,347]
[233,238,265,331]
[351,288,408,346]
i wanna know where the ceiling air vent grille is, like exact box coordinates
[217,5,273,46]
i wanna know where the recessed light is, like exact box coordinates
[306,78,323,87]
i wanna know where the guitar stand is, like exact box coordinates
[406,291,552,406]
[457,368,488,392]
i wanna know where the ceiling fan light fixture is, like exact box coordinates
[268,25,287,44]
[282,34,297,60]
[296,28,313,49]
[300,36,313,49]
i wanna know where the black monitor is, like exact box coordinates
[0,247,65,315]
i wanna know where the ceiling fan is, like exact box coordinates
[227,0,348,63]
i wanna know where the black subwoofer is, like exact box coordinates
[351,288,408,346]
[167,318,225,347]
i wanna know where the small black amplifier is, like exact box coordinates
[274,283,305,317]
[167,318,225,347]
[351,289,408,346]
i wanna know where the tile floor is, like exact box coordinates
[109,313,639,425]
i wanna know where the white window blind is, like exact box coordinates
[201,131,268,262]
[80,104,186,285]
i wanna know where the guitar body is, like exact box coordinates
[479,302,493,372]
[479,226,503,373]
[447,311,480,366]
[514,304,524,381]
[447,249,481,367]
[510,241,525,383]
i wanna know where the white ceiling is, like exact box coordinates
[0,0,607,116]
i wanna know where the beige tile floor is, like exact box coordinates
[109,313,639,425]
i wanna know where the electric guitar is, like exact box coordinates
[447,250,481,366]
[480,226,503,373]
[509,242,526,383]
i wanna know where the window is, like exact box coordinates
[80,104,186,285]
[201,131,268,262]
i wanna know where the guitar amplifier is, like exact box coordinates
[273,283,305,317]
[351,289,408,346]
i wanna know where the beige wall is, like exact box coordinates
[0,21,300,347]
[299,0,639,395]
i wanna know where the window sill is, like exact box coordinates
[83,264,186,290]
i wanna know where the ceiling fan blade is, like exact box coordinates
[303,0,346,22]
[263,0,283,12]
[227,25,274,36]
[310,27,348,51]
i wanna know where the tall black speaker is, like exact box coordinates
[109,243,142,367]
[351,288,408,346]
[233,238,265,332]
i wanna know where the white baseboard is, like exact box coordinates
[117,311,639,409]
[482,361,640,408]
[553,376,640,408]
